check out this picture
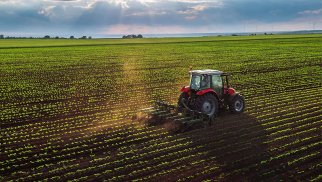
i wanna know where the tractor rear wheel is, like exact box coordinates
[229,94,245,114]
[177,92,189,112]
[196,94,219,117]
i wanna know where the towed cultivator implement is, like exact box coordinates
[136,100,213,133]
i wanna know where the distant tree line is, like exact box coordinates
[0,34,92,39]
[230,32,274,37]
[249,33,274,36]
[41,35,92,39]
[122,34,143,39]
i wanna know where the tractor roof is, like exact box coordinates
[190,69,230,75]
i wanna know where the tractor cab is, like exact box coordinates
[189,69,230,97]
[179,69,244,117]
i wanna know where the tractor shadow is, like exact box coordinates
[175,111,270,180]
[132,109,270,180]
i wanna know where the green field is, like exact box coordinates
[1,35,322,181]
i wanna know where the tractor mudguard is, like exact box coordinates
[228,92,241,103]
[196,88,216,96]
[224,87,236,96]
[181,86,190,93]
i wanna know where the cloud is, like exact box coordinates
[74,1,122,27]
[299,8,322,15]
[0,0,322,36]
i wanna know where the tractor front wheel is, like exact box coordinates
[196,94,219,118]
[229,94,245,114]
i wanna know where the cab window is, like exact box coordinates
[212,75,223,93]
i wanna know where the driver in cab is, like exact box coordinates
[201,75,209,89]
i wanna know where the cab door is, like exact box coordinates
[211,75,223,97]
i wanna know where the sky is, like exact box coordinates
[0,0,322,37]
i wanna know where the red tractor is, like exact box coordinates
[178,69,245,118]
[137,69,245,132]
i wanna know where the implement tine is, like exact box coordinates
[155,100,176,112]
